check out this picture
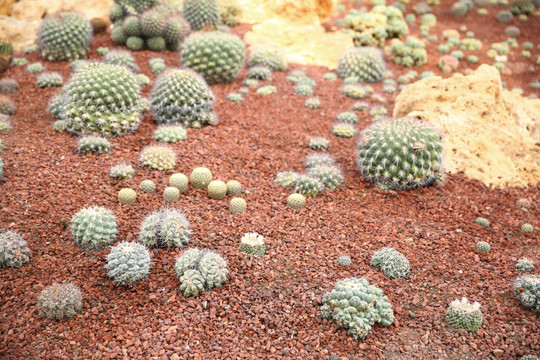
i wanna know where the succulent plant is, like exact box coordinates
[118,188,137,205]
[154,125,187,143]
[308,165,344,191]
[0,231,30,268]
[190,167,213,189]
[305,154,335,169]
[352,101,369,111]
[321,277,395,340]
[71,206,117,252]
[286,193,305,209]
[510,0,534,14]
[239,232,266,255]
[257,85,277,95]
[521,223,534,233]
[0,41,13,73]
[309,137,329,151]
[106,242,152,285]
[390,36,427,67]
[227,93,243,103]
[516,258,535,272]
[139,208,191,248]
[294,84,313,96]
[140,179,156,193]
[294,175,323,198]
[248,66,272,80]
[48,93,66,119]
[163,186,180,202]
[337,47,385,82]
[323,72,337,81]
[332,123,356,138]
[38,11,92,62]
[109,164,135,180]
[475,241,491,253]
[0,115,11,132]
[149,57,166,74]
[445,298,483,331]
[104,49,139,72]
[247,46,287,71]
[208,180,227,200]
[0,157,3,180]
[37,282,83,320]
[475,217,490,228]
[151,68,215,128]
[36,72,63,88]
[0,96,16,116]
[229,197,247,214]
[514,275,540,313]
[243,79,258,87]
[337,112,358,124]
[274,171,300,188]
[337,255,352,266]
[0,78,18,94]
[175,248,229,296]
[342,84,367,100]
[225,180,242,195]
[139,145,176,171]
[181,31,246,84]
[77,136,111,155]
[344,6,408,47]
[304,97,321,109]
[182,0,220,30]
[12,58,27,66]
[371,247,410,279]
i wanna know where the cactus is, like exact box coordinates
[12,58,27,66]
[0,96,16,115]
[208,180,227,200]
[71,206,117,252]
[309,137,329,151]
[106,242,152,285]
[438,55,459,73]
[475,241,491,253]
[37,282,83,320]
[220,1,242,27]
[38,12,92,62]
[475,217,490,228]
[149,57,166,74]
[62,63,142,137]
[321,277,395,340]
[104,49,139,72]
[390,36,427,67]
[371,247,410,279]
[226,180,242,195]
[191,167,213,189]
[294,175,323,198]
[0,157,3,180]
[305,153,336,169]
[180,269,205,297]
[275,171,300,188]
[342,84,367,100]
[163,186,180,202]
[165,173,187,193]
[111,26,128,44]
[247,66,272,80]
[181,31,246,84]
[227,93,243,103]
[229,197,247,214]
[305,97,321,109]
[294,84,313,96]
[139,208,191,248]
[287,193,306,209]
[139,145,176,171]
[109,164,135,180]
[510,0,534,14]
[0,41,13,73]
[140,179,156,193]
[151,68,215,127]
[154,125,187,143]
[516,258,535,272]
[140,10,166,37]
[0,79,18,94]
[257,85,277,95]
[118,188,137,205]
[77,136,111,155]
[48,93,66,119]
[0,231,30,268]
[247,46,287,71]
[323,72,337,81]
[445,298,483,331]
[182,0,220,30]
[337,112,358,124]
[0,115,11,132]
[175,248,229,296]
[497,10,513,22]
[353,101,369,111]
[308,165,344,191]
[36,72,63,88]
[356,118,443,190]
[337,47,385,82]
[521,223,534,233]
[332,123,356,138]
[239,232,266,255]
[514,275,540,313]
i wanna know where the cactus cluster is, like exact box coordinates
[0,78,18,94]
[389,36,427,67]
[36,72,63,88]
[337,47,385,82]
[0,231,30,268]
[151,68,216,128]
[139,145,176,170]
[181,31,246,84]
[305,153,336,168]
[37,282,83,320]
[308,165,344,191]
[182,0,220,30]
[71,206,117,252]
[294,175,323,198]
[445,298,483,331]
[106,242,152,285]
[175,248,229,297]
[169,173,188,193]
[77,136,111,155]
[274,171,300,188]
[516,258,535,272]
[110,164,135,180]
[371,247,410,279]
[343,6,408,47]
[154,125,187,143]
[239,232,266,255]
[248,66,272,80]
[514,275,540,313]
[321,277,395,340]
[219,1,242,27]
[139,208,191,248]
[510,0,535,14]
[38,11,93,62]
[247,46,288,72]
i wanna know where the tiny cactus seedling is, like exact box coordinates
[37,282,82,320]
[139,146,176,171]
[191,167,212,189]
[475,217,490,228]
[445,298,483,331]
[337,112,358,124]
[516,258,535,272]
[516,198,531,209]
[521,223,534,233]
[287,193,306,209]
[106,242,152,285]
[139,208,191,249]
[371,247,410,279]
[475,241,491,253]
[140,179,156,193]
[71,207,117,252]
[208,180,227,200]
[309,137,329,151]
[239,232,266,255]
[118,188,137,205]
[109,164,135,180]
[163,187,180,202]
[332,123,356,138]
[229,197,247,214]
[149,58,166,74]
[0,231,30,268]
[226,180,242,195]
[514,275,540,313]
[337,255,352,266]
[169,173,189,193]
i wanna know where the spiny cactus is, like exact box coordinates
[71,206,117,252]
[287,193,306,209]
[167,173,187,193]
[308,165,344,191]
[149,57,166,74]
[305,153,336,168]
[49,93,66,119]
[497,10,513,22]
[239,232,266,255]
[154,125,187,143]
[38,12,92,62]
[332,123,356,138]
[37,282,83,320]
[181,31,246,84]
[118,188,137,205]
[37,72,63,88]
[62,63,142,137]
[140,179,156,193]
[248,46,288,71]
[220,1,242,27]
[257,85,277,95]
[521,223,534,233]
[337,255,352,266]
[0,41,12,73]
[105,242,151,285]
[274,171,300,188]
[139,208,191,248]
[371,247,410,279]
[229,197,247,214]
[514,274,540,313]
[390,36,428,67]
[248,66,272,80]
[191,167,213,189]
[77,136,111,155]
[294,175,323,198]
[356,118,443,190]
[337,47,385,82]
[0,115,11,132]
[227,93,243,102]
[104,49,139,72]
[342,84,367,100]
[309,137,329,151]
[182,0,220,30]
[475,241,491,253]
[445,298,483,331]
[208,180,227,200]
[139,145,176,171]
[305,97,321,109]
[0,231,30,268]
[0,78,18,94]
[163,186,180,202]
[510,0,534,14]
[151,68,215,128]
[516,258,535,272]
[337,112,358,124]
[109,164,135,180]
[12,57,27,66]
[226,180,242,195]
[475,217,490,228]
[0,96,16,116]
[321,277,395,340]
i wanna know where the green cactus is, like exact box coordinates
[257,85,277,95]
[104,49,139,72]
[180,269,205,297]
[248,66,272,80]
[36,72,63,88]
[337,47,385,82]
[227,93,243,103]
[154,125,187,143]
[149,57,166,74]
[337,255,352,266]
[294,84,313,96]
[239,232,266,255]
[109,164,135,180]
[287,193,306,209]
[26,62,45,74]
[167,173,187,193]
[139,145,176,171]
[208,180,227,200]
[139,208,191,248]
[0,231,30,268]
[337,112,358,124]
[304,97,321,109]
[0,41,13,73]
[12,57,27,66]
[106,242,152,285]
[445,298,483,331]
[71,206,117,252]
[475,241,491,253]
[274,171,300,188]
[111,26,128,44]
[0,78,18,94]
[371,247,410,279]
[191,167,213,189]
[516,258,535,272]
[140,179,156,193]
[294,175,323,198]
[77,136,111,155]
[309,137,329,151]
[229,197,247,214]
[390,36,427,67]
[475,217,490,228]
[248,46,287,71]
[175,247,229,296]
[38,12,92,62]
[521,223,534,233]
[226,180,242,195]
[37,282,82,320]
[308,165,344,191]
[332,123,356,138]
[342,84,367,100]
[514,275,540,313]
[305,153,335,168]
[163,187,180,202]
[0,96,16,115]
[220,2,242,27]
[118,188,137,205]
[182,0,220,30]
[510,0,534,14]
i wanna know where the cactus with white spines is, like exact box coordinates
[371,248,410,279]
[109,164,135,180]
[0,231,30,268]
[139,208,191,249]
[37,282,83,320]
[445,298,483,331]
[308,165,344,191]
[106,242,152,285]
[77,136,111,155]
[514,275,540,313]
[294,175,323,198]
[139,145,176,171]
[71,207,117,252]
[337,47,385,82]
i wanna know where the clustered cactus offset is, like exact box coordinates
[139,208,191,249]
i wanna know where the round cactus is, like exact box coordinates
[167,173,187,193]
[475,241,491,253]
[106,242,152,285]
[356,118,444,190]
[0,231,30,268]
[247,66,272,80]
[139,208,191,248]
[309,137,329,151]
[247,46,287,71]
[140,179,156,193]
[0,78,18,94]
[123,16,141,36]
[275,171,300,188]
[191,167,213,189]
[140,10,166,38]
[62,63,142,137]
[154,125,187,143]
[332,123,356,138]
[475,217,490,228]
[26,62,44,74]
[71,206,117,252]
[239,232,266,255]
[199,251,229,288]
[514,274,540,313]
[305,97,321,109]
[287,193,306,209]
[208,180,227,200]
[229,197,247,214]
[38,11,92,62]
[445,298,483,331]
[104,49,139,72]
[0,95,16,116]
[182,0,220,31]
[163,186,180,202]
[516,258,535,272]
[37,72,63,88]
[118,188,137,205]
[521,223,534,233]
[37,282,83,320]
[77,136,110,155]
[294,84,313,96]
[48,93,66,119]
[139,145,176,171]
[175,248,228,296]
[305,153,336,168]
[337,47,385,82]
[181,31,246,84]
[149,57,166,74]
[294,175,322,198]
[342,84,367,100]
[371,247,410,279]
[180,269,205,297]
[337,255,352,266]
[226,180,242,195]
[337,112,359,124]
[308,165,344,191]
[109,164,135,180]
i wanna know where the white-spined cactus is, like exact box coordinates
[294,175,323,198]
[337,47,386,82]
[139,208,191,249]
[370,247,410,279]
[308,165,344,191]
[139,145,176,171]
[0,231,30,268]
[445,298,483,331]
[105,242,152,285]
[71,206,117,252]
[37,282,83,320]
[514,274,540,313]
[239,232,266,255]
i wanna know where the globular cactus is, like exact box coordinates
[287,193,306,209]
[109,164,135,180]
[180,269,205,297]
[514,274,540,313]
[191,167,213,189]
[337,112,358,124]
[0,157,3,180]
[229,197,246,214]
[475,217,490,228]
[141,10,166,38]
[308,165,344,191]
[247,66,272,80]
[149,57,166,74]
[182,0,220,31]
[151,68,215,128]
[274,171,300,188]
[123,16,141,37]
[390,36,427,67]
[337,47,385,83]
[62,63,142,137]
[521,223,534,233]
[118,188,137,205]
[294,175,323,198]
[248,46,287,71]
[239,232,266,255]
[106,242,152,285]
[104,49,139,72]
[0,115,10,132]
[219,2,242,27]
[516,258,535,272]
[49,93,66,119]
[0,231,30,268]
[169,173,188,193]
[37,72,63,88]
[510,0,534,14]
[305,153,336,168]
[371,247,410,279]
[227,93,243,103]
[37,282,83,320]
[140,179,156,193]
[342,84,367,100]
[0,96,16,116]
[257,85,277,95]
[38,12,92,62]
[71,206,117,252]
[337,255,352,266]
[356,118,444,190]
[332,123,356,138]
[26,62,44,74]
[294,84,313,96]
[181,31,246,84]
[12,57,27,66]
[139,145,176,171]
[497,10,513,23]
[163,187,180,202]
[77,136,111,155]
[154,125,187,143]
[305,97,321,109]
[475,241,491,253]
[0,41,13,73]
[309,137,329,151]
[445,298,483,331]
[320,277,395,340]
[0,78,19,94]
[139,208,191,248]
[226,180,242,195]
[208,180,227,200]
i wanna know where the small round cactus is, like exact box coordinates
[106,242,152,285]
[139,208,191,248]
[71,207,117,252]
[308,165,344,191]
[208,180,227,200]
[140,179,156,193]
[305,153,336,169]
[0,231,30,268]
[0,78,18,94]
[371,247,410,279]
[248,46,287,71]
[516,258,535,272]
[257,85,277,95]
[169,173,188,193]
[191,167,212,189]
[323,72,337,81]
[337,112,358,124]
[305,97,321,109]
[163,187,180,202]
[248,66,272,80]
[0,96,16,115]
[475,241,491,253]
[26,62,44,74]
[445,298,483,331]
[294,84,313,96]
[337,255,352,266]
[37,72,63,88]
[104,49,139,72]
[229,197,247,214]
[175,248,229,297]
[239,232,266,255]
[309,137,329,151]
[109,164,135,180]
[294,175,322,198]
[274,171,300,188]
[514,274,540,313]
[516,198,531,210]
[475,217,490,228]
[154,125,187,143]
[118,188,137,205]
[342,84,367,99]
[337,47,385,82]
[139,146,176,171]
[287,193,306,209]
[226,93,243,103]
[332,123,356,138]
[226,180,242,195]
[149,57,166,74]
[521,223,534,233]
[37,282,83,320]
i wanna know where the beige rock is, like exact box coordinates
[0,0,14,16]
[0,15,40,51]
[394,64,540,189]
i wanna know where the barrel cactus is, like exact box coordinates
[309,137,329,151]
[337,47,385,82]
[208,180,227,200]
[0,231,30,268]
[37,282,83,320]
[139,208,191,249]
[77,136,111,155]
[475,217,490,228]
[190,167,213,189]
[106,242,152,285]
[445,298,483,331]
[182,0,220,30]
[38,11,93,62]
[71,206,117,252]
[514,274,540,313]
[229,197,246,214]
[139,145,176,171]
[356,118,444,190]
[371,247,410,279]
[104,49,139,72]
[248,46,287,71]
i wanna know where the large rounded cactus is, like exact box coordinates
[71,206,117,252]
[38,12,93,62]
[337,47,386,82]
[106,242,152,286]
[182,0,220,31]
[356,117,444,190]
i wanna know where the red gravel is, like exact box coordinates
[1,2,539,359]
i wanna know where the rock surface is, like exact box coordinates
[394,64,540,189]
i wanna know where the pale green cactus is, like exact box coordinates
[0,231,30,268]
[208,180,227,200]
[191,167,212,189]
[118,188,137,205]
[445,298,483,331]
[106,242,152,285]
[71,207,117,251]
[229,197,246,214]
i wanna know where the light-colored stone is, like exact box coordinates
[0,16,40,51]
[394,64,540,188]
[0,0,14,16]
